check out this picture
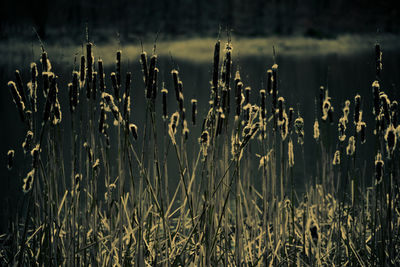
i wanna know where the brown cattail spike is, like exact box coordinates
[372,81,380,116]
[375,43,382,79]
[212,40,220,100]
[147,55,157,99]
[110,72,119,101]
[172,70,180,101]
[140,51,148,85]
[116,50,122,88]
[15,70,27,109]
[8,81,25,122]
[7,150,14,170]
[98,59,105,92]
[92,72,97,100]
[191,99,197,125]
[161,87,168,119]
[80,55,85,86]
[72,71,79,108]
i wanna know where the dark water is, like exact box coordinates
[1,45,400,231]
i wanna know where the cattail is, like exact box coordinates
[99,107,106,133]
[332,150,340,165]
[147,55,157,99]
[278,97,284,121]
[129,123,138,140]
[8,81,25,122]
[110,72,119,101]
[172,70,180,101]
[41,51,48,72]
[42,72,49,98]
[279,111,288,140]
[288,107,294,133]
[385,124,396,156]
[359,122,366,144]
[267,69,272,95]
[319,86,325,113]
[338,117,347,142]
[183,119,189,139]
[7,150,14,170]
[68,83,74,113]
[212,40,220,100]
[92,72,97,100]
[288,139,294,167]
[346,136,355,156]
[322,96,331,121]
[244,86,251,120]
[15,70,27,109]
[29,63,38,112]
[140,51,148,85]
[236,81,243,116]
[313,120,320,141]
[168,112,180,144]
[152,68,159,100]
[102,92,122,124]
[343,100,350,122]
[221,88,228,112]
[294,117,304,145]
[199,130,210,157]
[260,89,266,119]
[391,101,398,127]
[72,71,79,108]
[354,94,361,124]
[31,144,40,165]
[178,91,184,112]
[80,55,85,87]
[22,131,34,154]
[53,98,62,125]
[372,80,380,116]
[116,50,121,88]
[375,152,384,184]
[272,65,278,111]
[98,59,105,93]
[328,107,334,124]
[375,43,382,79]
[380,93,390,124]
[191,99,197,125]
[161,88,168,119]
[124,72,131,119]
[86,42,93,98]
[23,169,35,193]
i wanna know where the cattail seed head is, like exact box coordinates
[278,96,284,121]
[80,55,85,87]
[346,136,356,156]
[191,99,197,125]
[372,80,380,116]
[288,139,294,167]
[332,150,340,165]
[385,124,396,156]
[168,111,180,144]
[260,89,266,119]
[7,150,14,170]
[288,107,294,133]
[129,123,138,140]
[147,55,157,99]
[110,72,119,101]
[380,93,391,124]
[236,81,243,116]
[92,72,97,100]
[86,43,93,98]
[322,97,331,121]
[8,81,25,122]
[23,169,35,193]
[212,40,220,93]
[359,122,366,144]
[375,152,384,184]
[123,72,132,119]
[22,131,34,154]
[116,50,122,88]
[313,120,320,141]
[172,70,180,101]
[41,51,48,72]
[338,117,347,142]
[354,94,361,124]
[99,107,106,133]
[294,117,304,145]
[161,88,168,119]
[15,70,27,107]
[98,59,105,92]
[319,86,325,112]
[140,51,148,85]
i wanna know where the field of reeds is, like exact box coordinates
[1,33,400,266]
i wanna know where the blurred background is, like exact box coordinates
[1,0,400,41]
[1,0,400,233]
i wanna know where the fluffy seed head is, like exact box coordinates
[23,169,35,193]
[332,150,340,165]
[375,152,384,184]
[346,136,356,156]
[7,150,14,170]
